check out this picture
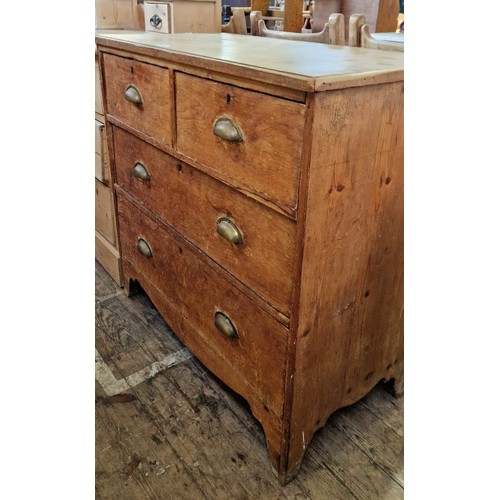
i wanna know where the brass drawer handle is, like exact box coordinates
[137,238,153,258]
[216,217,243,245]
[214,311,238,339]
[124,85,143,105]
[213,118,243,142]
[132,162,150,181]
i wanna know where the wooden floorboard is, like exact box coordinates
[95,261,404,499]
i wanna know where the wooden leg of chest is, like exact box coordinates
[384,371,404,399]
[123,275,143,297]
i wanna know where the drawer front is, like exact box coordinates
[102,53,173,147]
[95,179,117,245]
[176,73,306,215]
[95,120,103,179]
[95,120,110,182]
[117,195,287,415]
[144,2,171,34]
[113,126,295,316]
[95,59,104,116]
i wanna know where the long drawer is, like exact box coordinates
[175,72,306,216]
[113,125,295,316]
[117,195,288,416]
[102,53,173,148]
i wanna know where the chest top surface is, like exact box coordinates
[95,31,404,92]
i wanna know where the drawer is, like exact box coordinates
[117,195,288,416]
[95,120,110,182]
[144,2,171,34]
[95,58,104,116]
[113,126,295,316]
[102,53,173,147]
[175,73,306,216]
[95,179,117,245]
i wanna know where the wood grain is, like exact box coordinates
[285,81,404,480]
[101,53,173,148]
[95,0,144,30]
[95,179,117,246]
[96,32,404,93]
[113,125,297,316]
[95,120,111,183]
[95,50,121,287]
[284,0,304,33]
[95,232,122,286]
[95,57,104,116]
[175,72,306,216]
[117,195,289,418]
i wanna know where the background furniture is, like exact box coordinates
[250,10,344,43]
[95,52,122,285]
[348,14,403,50]
[362,24,403,50]
[96,30,403,485]
[95,0,144,29]
[144,0,222,34]
[221,7,248,33]
[224,0,400,34]
[312,0,399,36]
[222,0,306,33]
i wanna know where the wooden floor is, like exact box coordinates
[95,261,404,499]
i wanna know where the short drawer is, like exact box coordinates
[95,57,104,116]
[175,73,306,216]
[95,120,110,182]
[113,126,295,316]
[117,195,288,416]
[102,53,173,147]
[95,179,117,245]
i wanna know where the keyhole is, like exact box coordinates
[226,94,231,105]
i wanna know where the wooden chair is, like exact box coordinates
[348,13,365,47]
[250,10,345,45]
[245,0,308,33]
[348,13,403,50]
[311,0,399,37]
[221,8,248,34]
[358,23,403,51]
[348,14,404,52]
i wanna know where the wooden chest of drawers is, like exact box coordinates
[96,31,404,484]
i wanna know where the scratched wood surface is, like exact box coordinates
[95,261,403,498]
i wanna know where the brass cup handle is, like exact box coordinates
[214,311,238,339]
[213,118,243,142]
[137,238,153,258]
[124,85,143,105]
[216,217,243,245]
[132,162,150,181]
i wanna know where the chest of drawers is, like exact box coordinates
[96,31,404,484]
